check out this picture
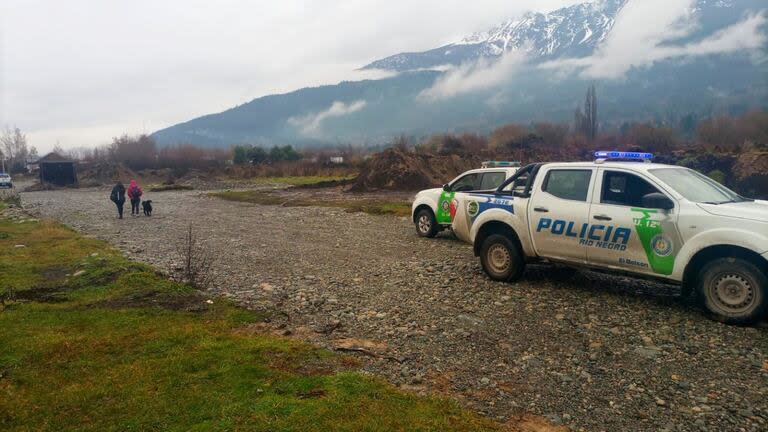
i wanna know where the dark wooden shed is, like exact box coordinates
[37,152,77,186]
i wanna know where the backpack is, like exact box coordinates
[130,186,141,199]
[110,185,124,202]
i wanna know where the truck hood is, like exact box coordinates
[416,187,444,197]
[698,200,768,223]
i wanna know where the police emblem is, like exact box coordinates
[441,200,450,212]
[467,201,479,217]
[651,234,673,257]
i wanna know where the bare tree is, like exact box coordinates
[0,127,29,173]
[111,134,157,170]
[534,122,569,150]
[176,224,215,289]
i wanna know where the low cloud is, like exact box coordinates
[540,0,768,79]
[418,49,528,101]
[288,100,367,136]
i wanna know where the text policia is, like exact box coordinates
[536,218,630,251]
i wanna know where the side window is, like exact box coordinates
[451,173,480,192]
[502,172,529,193]
[542,169,592,202]
[601,171,662,207]
[500,165,535,195]
[480,172,506,190]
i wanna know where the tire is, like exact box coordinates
[414,208,438,238]
[480,234,525,282]
[697,257,768,325]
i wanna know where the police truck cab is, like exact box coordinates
[450,152,768,324]
[411,161,520,238]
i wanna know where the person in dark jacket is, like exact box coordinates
[110,182,126,219]
[127,179,143,216]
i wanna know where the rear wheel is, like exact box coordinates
[414,209,438,238]
[698,257,768,325]
[480,234,525,282]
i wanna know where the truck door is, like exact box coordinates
[437,173,482,224]
[587,168,681,276]
[528,167,595,264]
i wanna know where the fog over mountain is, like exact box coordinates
[153,0,768,148]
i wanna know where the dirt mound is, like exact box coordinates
[732,151,768,199]
[23,182,65,192]
[733,151,768,179]
[349,148,479,192]
[77,162,138,186]
[672,150,768,198]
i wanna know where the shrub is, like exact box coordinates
[707,169,726,185]
[624,123,680,154]
[176,224,214,289]
[489,124,527,151]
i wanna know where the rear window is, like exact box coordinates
[542,169,592,202]
[480,172,506,190]
[451,173,481,192]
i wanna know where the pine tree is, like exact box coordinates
[574,84,598,141]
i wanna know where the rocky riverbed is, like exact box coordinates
[21,187,768,432]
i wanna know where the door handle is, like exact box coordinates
[534,207,549,213]
[593,214,612,221]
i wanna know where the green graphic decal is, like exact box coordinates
[631,208,675,275]
[436,191,455,224]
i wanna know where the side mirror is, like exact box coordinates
[442,184,451,192]
[642,192,674,210]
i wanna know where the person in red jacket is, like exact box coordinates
[126,179,143,216]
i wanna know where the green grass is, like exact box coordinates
[211,190,411,217]
[245,175,357,187]
[0,214,496,431]
[149,184,195,192]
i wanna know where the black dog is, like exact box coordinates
[142,200,153,216]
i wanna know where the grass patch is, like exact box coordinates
[211,190,411,217]
[149,184,195,192]
[246,175,357,187]
[0,214,497,431]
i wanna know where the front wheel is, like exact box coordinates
[480,234,525,282]
[698,257,768,325]
[414,209,438,238]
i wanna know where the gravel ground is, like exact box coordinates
[21,187,768,432]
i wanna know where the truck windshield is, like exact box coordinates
[649,167,747,204]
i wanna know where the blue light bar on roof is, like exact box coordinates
[594,151,653,161]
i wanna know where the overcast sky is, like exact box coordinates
[0,0,578,152]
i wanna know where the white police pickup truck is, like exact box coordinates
[412,161,520,237]
[450,151,768,324]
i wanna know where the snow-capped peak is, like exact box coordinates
[454,0,626,55]
[361,0,745,72]
[364,0,628,71]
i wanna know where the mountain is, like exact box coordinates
[363,0,626,72]
[153,0,768,148]
[363,0,756,72]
